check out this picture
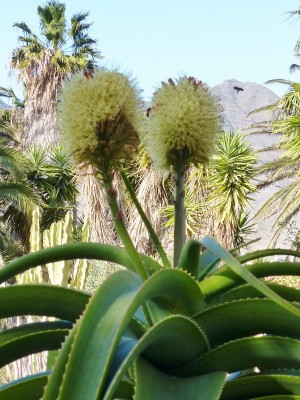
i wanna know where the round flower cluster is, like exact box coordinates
[57,68,141,174]
[145,77,221,172]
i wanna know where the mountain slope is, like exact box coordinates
[212,79,279,131]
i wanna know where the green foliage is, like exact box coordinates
[26,145,78,230]
[0,143,77,255]
[207,131,257,226]
[11,1,101,76]
[1,236,300,398]
[2,34,300,398]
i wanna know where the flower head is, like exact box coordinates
[145,76,221,172]
[57,68,141,174]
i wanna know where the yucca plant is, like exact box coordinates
[1,71,300,400]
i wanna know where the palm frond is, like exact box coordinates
[0,181,40,215]
[13,22,34,37]
[265,78,295,86]
[37,1,66,50]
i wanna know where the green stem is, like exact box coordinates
[120,168,171,269]
[173,158,186,267]
[102,173,149,281]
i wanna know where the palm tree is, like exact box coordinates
[253,82,300,245]
[0,137,41,252]
[0,141,78,253]
[10,1,102,149]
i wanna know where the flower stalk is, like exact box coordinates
[102,172,149,281]
[173,155,187,266]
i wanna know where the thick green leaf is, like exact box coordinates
[104,315,209,399]
[0,328,69,368]
[43,326,78,400]
[238,248,300,264]
[194,299,300,347]
[221,374,300,399]
[198,247,221,280]
[48,269,141,400]
[0,372,49,400]
[0,320,72,346]
[112,379,134,399]
[143,268,205,323]
[208,283,300,304]
[0,243,161,284]
[46,268,204,399]
[0,285,89,321]
[202,262,300,299]
[134,358,226,400]
[174,336,300,377]
[178,239,201,278]
[200,237,300,317]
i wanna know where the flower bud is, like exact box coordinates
[145,76,221,172]
[57,68,141,174]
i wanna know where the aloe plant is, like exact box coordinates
[1,235,300,399]
[1,70,300,399]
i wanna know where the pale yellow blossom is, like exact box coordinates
[57,68,141,174]
[145,77,221,172]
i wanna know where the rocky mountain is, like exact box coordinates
[211,79,279,131]
[211,79,279,160]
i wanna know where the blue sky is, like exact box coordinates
[1,0,300,101]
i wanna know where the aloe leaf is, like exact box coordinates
[221,374,300,399]
[47,268,204,400]
[200,262,300,300]
[43,325,78,400]
[49,270,141,400]
[0,285,89,321]
[238,248,300,264]
[104,315,209,400]
[198,247,221,280]
[200,236,300,317]
[0,320,72,346]
[209,283,300,304]
[142,269,205,323]
[174,336,300,377]
[0,372,49,400]
[0,328,69,368]
[191,239,261,282]
[0,243,162,284]
[194,298,300,347]
[112,379,134,399]
[178,239,201,278]
[134,358,226,400]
